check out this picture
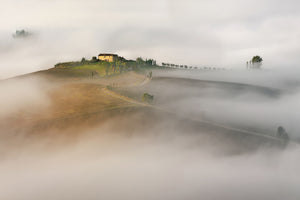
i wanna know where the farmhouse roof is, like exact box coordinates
[98,53,118,56]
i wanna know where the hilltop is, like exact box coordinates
[49,54,159,78]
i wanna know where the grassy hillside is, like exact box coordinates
[72,64,108,77]
[49,62,122,78]
[2,55,159,134]
[1,69,150,135]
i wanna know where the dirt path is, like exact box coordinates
[101,88,150,107]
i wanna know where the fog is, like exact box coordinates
[0,77,50,117]
[0,67,300,199]
[1,130,300,200]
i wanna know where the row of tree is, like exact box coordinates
[162,62,225,70]
[136,57,157,66]
[162,55,264,70]
[162,63,188,68]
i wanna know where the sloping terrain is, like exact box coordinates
[0,70,149,136]
[0,67,289,151]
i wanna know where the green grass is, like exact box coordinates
[46,60,162,79]
[72,63,125,77]
[72,64,107,77]
[45,63,123,78]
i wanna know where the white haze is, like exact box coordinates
[0,77,50,117]
[1,130,300,200]
[147,68,300,138]
[0,68,300,199]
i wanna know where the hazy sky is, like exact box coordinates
[1,0,300,78]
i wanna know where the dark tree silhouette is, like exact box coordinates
[251,55,263,69]
[13,29,30,38]
[277,126,289,140]
[142,93,154,103]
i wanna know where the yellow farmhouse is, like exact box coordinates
[98,54,118,62]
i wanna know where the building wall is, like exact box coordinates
[98,55,117,62]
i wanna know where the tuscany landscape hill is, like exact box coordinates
[0,55,289,155]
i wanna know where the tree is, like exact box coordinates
[81,57,86,63]
[117,61,122,73]
[91,56,98,63]
[251,55,263,69]
[13,29,30,38]
[124,62,130,71]
[142,93,154,103]
[145,59,155,66]
[277,126,289,140]
[103,62,110,76]
[136,57,145,66]
[252,55,263,63]
[111,62,117,75]
[130,61,137,70]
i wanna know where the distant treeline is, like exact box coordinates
[161,62,226,70]
[13,29,31,38]
[55,55,226,72]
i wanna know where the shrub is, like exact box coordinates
[142,93,154,103]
